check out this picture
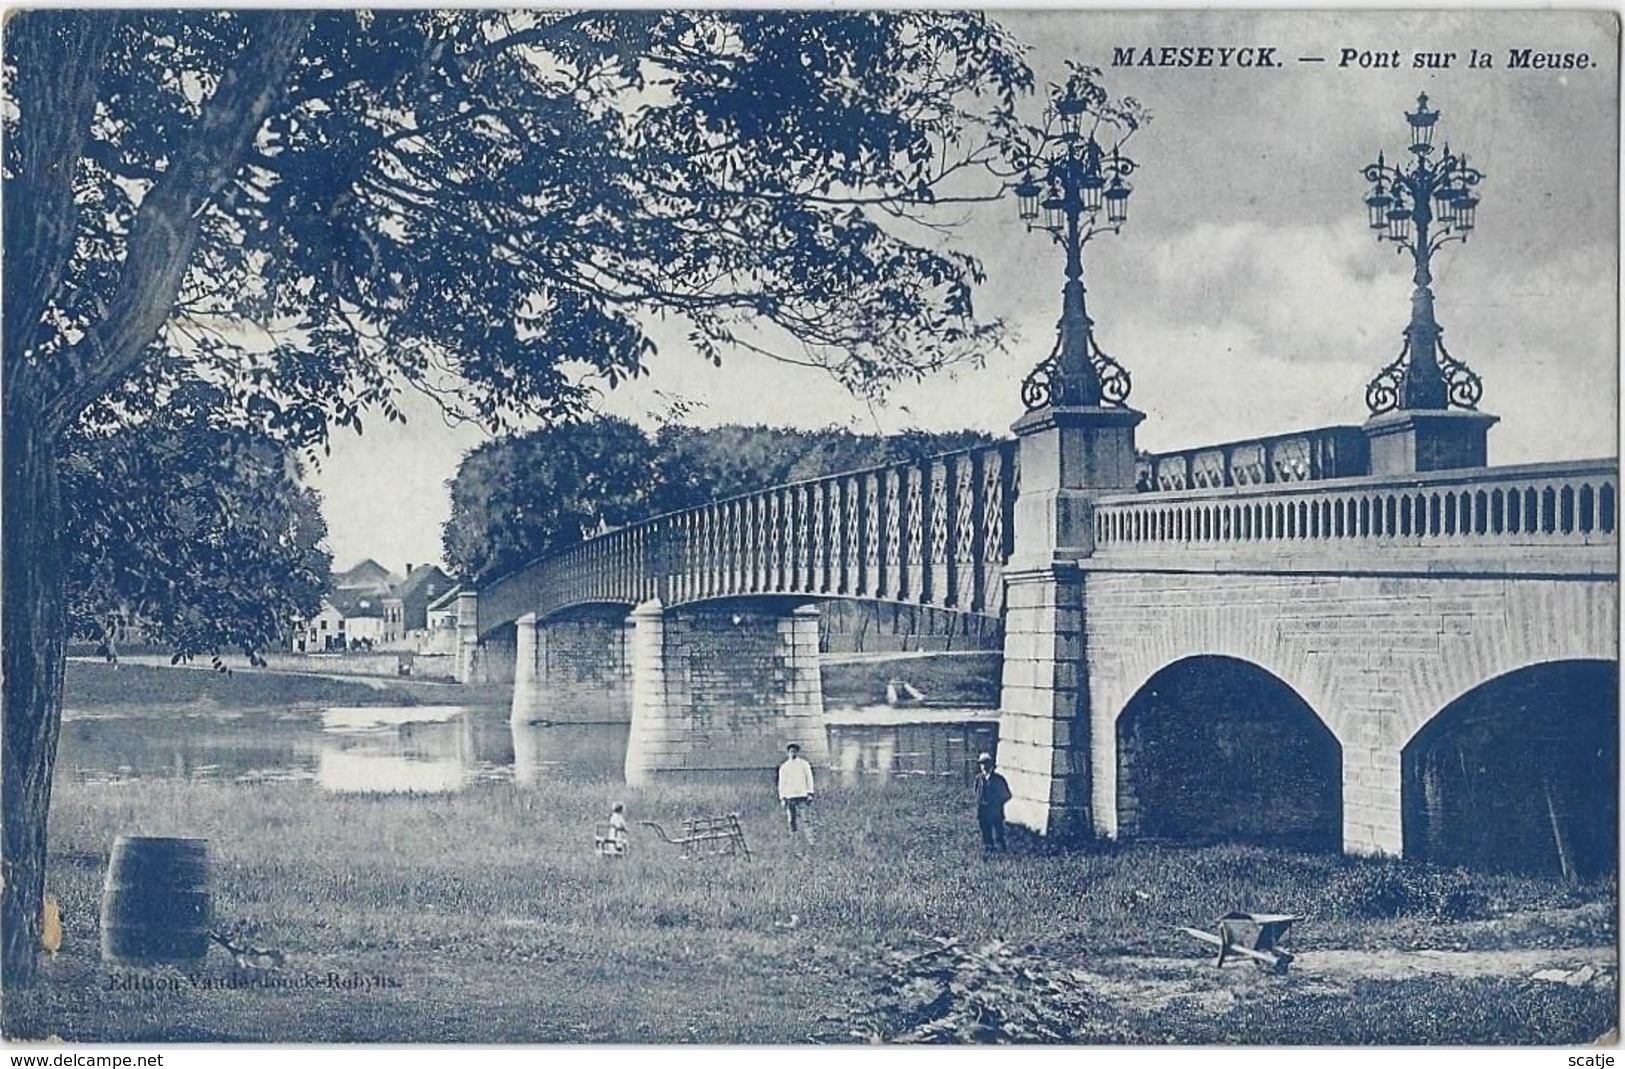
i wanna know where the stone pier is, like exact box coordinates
[997,403,1142,837]
[996,563,1090,835]
[454,591,480,683]
[510,606,634,724]
[624,600,826,785]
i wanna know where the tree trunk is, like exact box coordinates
[2,406,68,988]
[0,11,313,989]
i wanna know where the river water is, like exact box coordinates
[57,703,999,793]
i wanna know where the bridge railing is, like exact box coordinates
[1093,459,1618,560]
[478,439,1020,630]
[1136,425,1369,491]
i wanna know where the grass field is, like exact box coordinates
[61,661,509,711]
[3,768,1616,1045]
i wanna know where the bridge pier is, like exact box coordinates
[510,607,633,724]
[451,591,516,685]
[997,403,1143,838]
[997,564,1091,836]
[624,599,827,784]
[454,591,480,683]
[1341,744,1404,856]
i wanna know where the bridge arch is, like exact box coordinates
[1402,659,1617,877]
[1082,571,1617,847]
[1114,655,1342,849]
[1384,581,1618,751]
[534,599,635,625]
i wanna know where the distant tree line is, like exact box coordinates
[442,419,992,584]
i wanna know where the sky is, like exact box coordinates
[307,9,1619,574]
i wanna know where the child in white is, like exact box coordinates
[601,802,629,857]
[777,743,815,832]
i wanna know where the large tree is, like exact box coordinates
[443,416,658,586]
[3,9,1032,982]
[63,382,331,661]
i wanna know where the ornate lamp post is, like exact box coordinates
[1014,85,1139,411]
[995,72,1148,839]
[1361,92,1486,415]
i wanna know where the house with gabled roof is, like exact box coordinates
[291,559,394,652]
[293,560,459,651]
[333,558,400,595]
[381,564,454,644]
[293,587,386,652]
[425,584,462,632]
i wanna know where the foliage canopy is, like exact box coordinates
[8,10,1034,452]
[1,9,1034,980]
[62,386,331,660]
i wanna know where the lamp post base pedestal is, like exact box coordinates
[1363,409,1499,475]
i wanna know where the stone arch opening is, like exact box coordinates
[1403,660,1618,878]
[1116,656,1341,849]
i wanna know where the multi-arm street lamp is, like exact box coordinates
[1013,85,1139,411]
[1361,92,1486,414]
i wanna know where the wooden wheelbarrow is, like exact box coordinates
[1178,912,1300,974]
[638,814,751,860]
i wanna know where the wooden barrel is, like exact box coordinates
[100,836,211,965]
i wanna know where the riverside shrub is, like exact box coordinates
[1326,860,1489,921]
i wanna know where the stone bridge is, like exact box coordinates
[450,84,1618,877]
[456,401,1617,876]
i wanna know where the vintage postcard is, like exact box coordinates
[1,7,1616,1055]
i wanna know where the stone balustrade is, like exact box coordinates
[481,445,1619,632]
[1093,459,1618,572]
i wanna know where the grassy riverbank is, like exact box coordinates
[821,651,1002,706]
[62,661,511,712]
[63,652,993,713]
[5,773,1615,1044]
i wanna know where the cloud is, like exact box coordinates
[1122,220,1408,364]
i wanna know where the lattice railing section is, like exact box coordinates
[1136,426,1369,491]
[1094,459,1618,557]
[480,441,1018,632]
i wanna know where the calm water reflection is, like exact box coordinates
[59,705,630,793]
[60,703,993,791]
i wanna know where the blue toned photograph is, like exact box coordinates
[1,8,1616,1048]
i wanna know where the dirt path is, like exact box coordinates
[1073,944,1617,1014]
[1297,945,1616,981]
[66,654,437,691]
[1102,944,1615,982]
[821,650,994,665]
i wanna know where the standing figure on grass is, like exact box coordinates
[777,743,816,834]
[597,802,630,858]
[975,753,1012,854]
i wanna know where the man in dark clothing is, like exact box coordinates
[975,752,1012,852]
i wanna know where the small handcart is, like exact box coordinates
[1178,912,1300,974]
[638,814,751,859]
